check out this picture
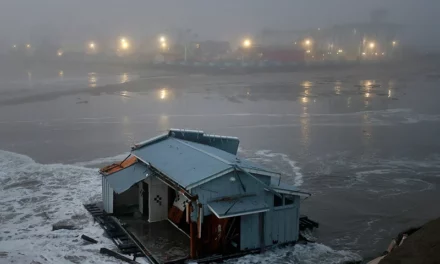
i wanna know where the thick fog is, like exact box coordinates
[1,0,440,51]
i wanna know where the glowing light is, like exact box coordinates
[382,52,385,55]
[392,41,397,46]
[375,52,378,56]
[306,50,311,53]
[57,50,63,57]
[121,41,129,50]
[120,73,129,83]
[59,70,64,76]
[159,89,168,100]
[388,89,392,98]
[365,92,370,98]
[304,39,311,46]
[338,49,343,53]
[302,97,309,103]
[301,81,312,88]
[159,36,166,43]
[243,39,252,48]
[369,42,375,49]
[120,38,126,43]
[89,42,96,49]
[161,42,167,49]
[12,45,17,48]
[88,72,97,88]
[362,52,366,55]
[26,44,31,48]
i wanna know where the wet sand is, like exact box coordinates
[1,61,440,262]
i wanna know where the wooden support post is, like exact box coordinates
[189,202,198,259]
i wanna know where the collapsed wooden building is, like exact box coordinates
[98,129,312,263]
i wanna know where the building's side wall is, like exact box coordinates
[264,195,300,246]
[102,176,114,213]
[240,213,261,250]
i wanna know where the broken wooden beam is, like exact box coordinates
[99,248,138,264]
[81,235,98,244]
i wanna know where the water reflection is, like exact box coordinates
[27,71,33,87]
[159,88,169,100]
[362,112,373,146]
[120,73,129,84]
[88,72,97,88]
[334,81,341,95]
[301,81,312,89]
[302,97,309,104]
[158,114,169,131]
[300,116,310,150]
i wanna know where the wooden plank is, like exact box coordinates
[99,248,138,264]
[81,235,98,244]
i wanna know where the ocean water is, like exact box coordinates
[1,63,440,263]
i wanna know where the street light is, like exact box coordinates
[392,41,397,47]
[161,42,167,50]
[159,36,166,43]
[26,44,31,49]
[120,38,130,50]
[57,49,63,57]
[243,39,252,48]
[89,42,96,50]
[369,42,375,49]
[304,39,311,46]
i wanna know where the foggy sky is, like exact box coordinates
[1,0,440,50]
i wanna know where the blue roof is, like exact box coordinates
[132,131,279,189]
[270,178,311,197]
[207,195,269,219]
[106,162,151,194]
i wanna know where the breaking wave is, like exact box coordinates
[227,243,361,264]
[0,150,121,264]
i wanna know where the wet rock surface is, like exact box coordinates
[380,217,440,264]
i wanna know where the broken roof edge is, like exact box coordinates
[266,185,312,197]
[99,155,139,176]
[131,132,169,150]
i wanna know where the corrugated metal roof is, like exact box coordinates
[105,162,151,194]
[207,195,269,218]
[133,136,278,189]
[133,137,232,188]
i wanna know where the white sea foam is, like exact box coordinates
[255,150,304,186]
[0,150,129,264]
[226,243,362,264]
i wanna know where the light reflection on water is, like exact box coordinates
[334,80,341,95]
[120,73,129,83]
[27,71,32,87]
[88,72,97,88]
[301,81,313,89]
